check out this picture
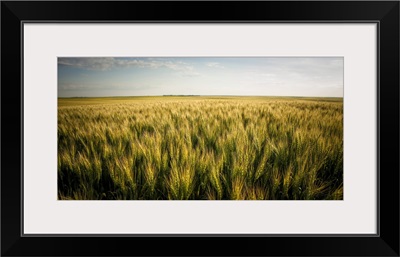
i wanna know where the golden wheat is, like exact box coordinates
[58,96,343,200]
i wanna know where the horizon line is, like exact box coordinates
[58,95,344,99]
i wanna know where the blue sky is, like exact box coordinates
[58,57,343,97]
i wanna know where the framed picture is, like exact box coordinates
[2,1,399,256]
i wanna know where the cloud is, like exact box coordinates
[58,57,200,76]
[59,83,81,90]
[154,60,200,76]
[59,82,132,91]
[58,58,115,71]
[206,62,224,69]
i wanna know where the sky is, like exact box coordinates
[58,57,343,97]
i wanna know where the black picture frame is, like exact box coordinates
[1,1,399,256]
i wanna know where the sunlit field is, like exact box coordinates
[58,96,343,200]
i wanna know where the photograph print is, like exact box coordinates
[58,57,343,200]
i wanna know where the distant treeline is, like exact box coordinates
[163,95,200,97]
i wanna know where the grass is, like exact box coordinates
[58,96,343,200]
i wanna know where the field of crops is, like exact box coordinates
[58,96,343,200]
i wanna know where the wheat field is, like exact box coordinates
[58,96,343,200]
